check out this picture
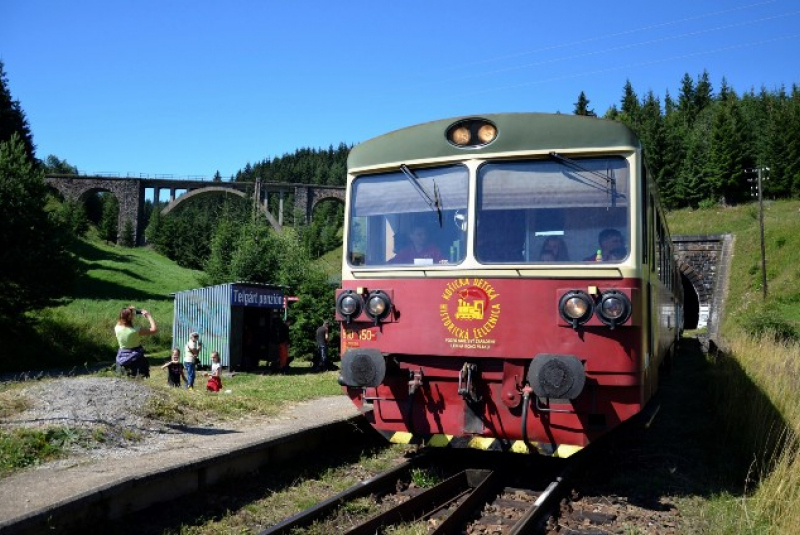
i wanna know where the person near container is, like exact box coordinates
[278,317,292,373]
[114,306,157,378]
[184,332,202,390]
[313,320,330,372]
[204,351,223,392]
[161,348,186,387]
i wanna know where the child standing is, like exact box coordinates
[161,348,186,387]
[205,351,223,392]
[184,332,202,390]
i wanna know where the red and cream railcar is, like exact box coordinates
[336,113,682,457]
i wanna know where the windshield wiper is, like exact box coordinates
[400,164,443,226]
[549,152,619,208]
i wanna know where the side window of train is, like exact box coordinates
[657,217,667,284]
[655,214,662,280]
[641,171,649,265]
[648,193,656,268]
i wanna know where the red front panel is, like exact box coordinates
[339,277,646,450]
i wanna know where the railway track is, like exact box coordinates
[261,451,579,535]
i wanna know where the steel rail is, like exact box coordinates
[345,469,494,535]
[258,456,419,535]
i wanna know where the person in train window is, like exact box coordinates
[539,237,569,261]
[389,225,444,264]
[585,228,625,261]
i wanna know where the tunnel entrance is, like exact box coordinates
[681,272,700,330]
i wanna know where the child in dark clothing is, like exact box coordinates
[161,348,186,387]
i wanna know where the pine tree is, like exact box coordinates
[99,194,119,244]
[677,73,696,124]
[0,134,76,320]
[764,86,800,197]
[573,91,595,116]
[203,216,241,285]
[603,105,620,120]
[0,61,36,163]
[677,109,715,206]
[120,219,135,247]
[57,199,89,237]
[694,70,714,115]
[708,100,748,204]
[638,91,668,201]
[620,80,640,125]
[43,155,78,175]
[660,110,688,208]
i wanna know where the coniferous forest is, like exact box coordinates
[593,72,800,208]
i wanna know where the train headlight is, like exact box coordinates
[559,290,594,329]
[336,290,363,323]
[477,123,497,144]
[596,290,632,329]
[446,118,498,148]
[365,290,392,323]
[450,126,471,145]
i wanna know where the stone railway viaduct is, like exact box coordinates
[44,175,731,335]
[45,174,345,241]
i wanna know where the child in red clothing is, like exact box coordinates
[205,351,223,392]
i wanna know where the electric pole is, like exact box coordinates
[747,167,770,299]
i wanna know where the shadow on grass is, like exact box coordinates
[70,275,168,302]
[71,239,132,264]
[78,259,151,283]
[575,336,792,509]
[0,316,112,376]
[69,241,168,302]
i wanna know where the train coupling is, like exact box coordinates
[458,362,481,404]
[408,369,423,396]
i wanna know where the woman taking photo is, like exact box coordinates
[115,306,157,378]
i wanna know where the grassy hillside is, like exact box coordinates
[2,239,203,373]
[317,246,343,283]
[668,199,800,337]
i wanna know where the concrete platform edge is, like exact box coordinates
[0,415,367,535]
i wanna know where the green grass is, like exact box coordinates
[668,199,800,337]
[2,238,202,372]
[142,364,343,423]
[317,245,343,283]
[668,199,800,532]
[0,427,99,476]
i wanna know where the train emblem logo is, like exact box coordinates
[439,278,500,349]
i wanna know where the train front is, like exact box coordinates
[336,115,654,457]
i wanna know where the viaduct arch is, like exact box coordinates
[45,175,345,243]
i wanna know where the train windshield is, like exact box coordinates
[348,165,469,266]
[476,157,630,264]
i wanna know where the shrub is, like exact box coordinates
[740,308,799,342]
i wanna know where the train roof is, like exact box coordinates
[348,113,641,170]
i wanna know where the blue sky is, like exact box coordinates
[1,1,798,180]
